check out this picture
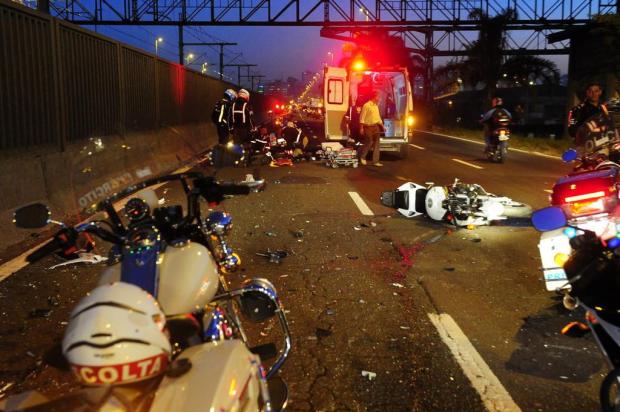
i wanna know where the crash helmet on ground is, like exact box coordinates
[238,89,250,101]
[224,89,237,101]
[62,282,171,386]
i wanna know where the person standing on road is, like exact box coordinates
[568,82,614,149]
[231,89,255,145]
[359,91,384,166]
[211,89,237,144]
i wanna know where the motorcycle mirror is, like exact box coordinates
[239,278,279,323]
[13,203,51,229]
[562,149,578,163]
[531,206,567,232]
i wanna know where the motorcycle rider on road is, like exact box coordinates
[231,89,255,146]
[481,97,512,154]
[568,82,614,149]
[211,89,237,144]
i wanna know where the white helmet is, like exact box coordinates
[62,282,171,386]
[224,88,237,101]
[238,89,250,101]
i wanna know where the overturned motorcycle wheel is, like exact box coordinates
[600,368,620,412]
[501,202,532,218]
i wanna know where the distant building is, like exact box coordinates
[301,71,314,85]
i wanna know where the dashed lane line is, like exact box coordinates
[348,192,374,216]
[544,189,553,193]
[395,176,409,181]
[409,143,426,150]
[428,313,521,412]
[452,158,484,170]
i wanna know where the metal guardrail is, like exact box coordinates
[0,0,235,151]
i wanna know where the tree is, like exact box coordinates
[500,55,560,86]
[433,9,560,100]
[466,8,518,103]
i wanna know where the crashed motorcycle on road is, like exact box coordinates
[381,179,531,227]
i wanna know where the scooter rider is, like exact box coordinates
[231,89,255,145]
[481,97,512,153]
[211,89,237,144]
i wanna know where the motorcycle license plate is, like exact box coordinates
[498,135,509,141]
[543,269,568,291]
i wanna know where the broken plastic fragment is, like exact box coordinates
[361,370,377,381]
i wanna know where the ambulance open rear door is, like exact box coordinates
[323,66,349,141]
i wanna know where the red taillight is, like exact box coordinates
[566,198,606,216]
[564,191,606,203]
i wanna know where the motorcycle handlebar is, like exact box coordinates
[26,238,61,263]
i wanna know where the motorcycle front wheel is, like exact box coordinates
[501,202,532,218]
[601,369,620,412]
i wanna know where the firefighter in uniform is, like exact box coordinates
[211,89,237,144]
[231,89,255,145]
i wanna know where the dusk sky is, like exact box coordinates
[90,23,568,87]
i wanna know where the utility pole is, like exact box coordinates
[223,64,257,87]
[183,42,237,80]
[241,74,266,91]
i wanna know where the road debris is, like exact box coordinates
[47,296,59,307]
[256,250,288,263]
[265,231,277,237]
[391,283,405,288]
[30,308,52,318]
[444,267,456,272]
[354,226,362,231]
[292,230,304,238]
[361,370,377,381]
[426,234,443,244]
[471,238,482,243]
[315,328,332,339]
[326,308,335,316]
[347,255,359,260]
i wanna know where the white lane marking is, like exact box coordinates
[409,143,426,150]
[428,313,521,412]
[452,158,483,170]
[414,129,562,160]
[0,165,193,282]
[543,189,553,193]
[348,192,374,216]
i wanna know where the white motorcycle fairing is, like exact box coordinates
[425,186,449,221]
[150,340,268,412]
[99,241,220,316]
[395,182,427,218]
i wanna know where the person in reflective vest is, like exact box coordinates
[211,89,237,144]
[231,89,255,145]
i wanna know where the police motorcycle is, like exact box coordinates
[536,147,620,292]
[532,206,620,412]
[0,280,290,411]
[7,171,292,410]
[11,171,275,343]
[380,178,531,227]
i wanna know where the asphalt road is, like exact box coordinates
[0,117,606,411]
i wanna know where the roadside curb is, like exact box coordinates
[414,129,562,160]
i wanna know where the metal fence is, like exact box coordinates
[0,0,235,151]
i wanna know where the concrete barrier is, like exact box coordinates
[0,122,218,255]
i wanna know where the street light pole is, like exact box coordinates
[155,37,163,57]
